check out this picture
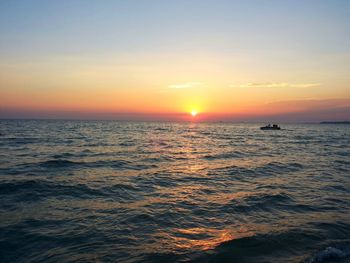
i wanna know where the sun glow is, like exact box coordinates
[191,110,198,117]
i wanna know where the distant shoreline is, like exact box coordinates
[0,118,349,124]
[320,121,350,124]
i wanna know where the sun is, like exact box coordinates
[191,110,198,117]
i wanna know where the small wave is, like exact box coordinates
[202,151,245,160]
[192,229,321,263]
[5,137,40,145]
[52,152,75,159]
[40,159,81,168]
[104,183,140,192]
[304,245,350,263]
[37,159,156,171]
[255,161,303,175]
[334,159,350,165]
[243,192,292,203]
[211,161,304,179]
[83,142,115,147]
[154,127,169,131]
[335,151,350,157]
[0,180,147,204]
[224,192,294,213]
[0,180,107,201]
[140,155,173,163]
[118,141,136,147]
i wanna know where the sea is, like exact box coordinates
[0,119,349,263]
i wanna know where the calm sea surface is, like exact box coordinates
[0,120,349,263]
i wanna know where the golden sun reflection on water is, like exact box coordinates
[170,227,253,251]
[108,122,290,254]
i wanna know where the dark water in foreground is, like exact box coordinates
[0,120,349,263]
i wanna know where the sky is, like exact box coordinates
[0,0,350,121]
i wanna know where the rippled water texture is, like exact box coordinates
[0,120,349,263]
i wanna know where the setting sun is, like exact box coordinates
[191,110,198,117]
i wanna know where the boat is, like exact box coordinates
[260,124,281,130]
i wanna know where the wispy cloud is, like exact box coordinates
[168,82,202,89]
[229,82,321,88]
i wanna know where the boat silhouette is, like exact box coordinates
[260,124,281,130]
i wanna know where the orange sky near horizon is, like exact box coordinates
[1,52,349,117]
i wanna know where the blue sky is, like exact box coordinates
[1,0,349,56]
